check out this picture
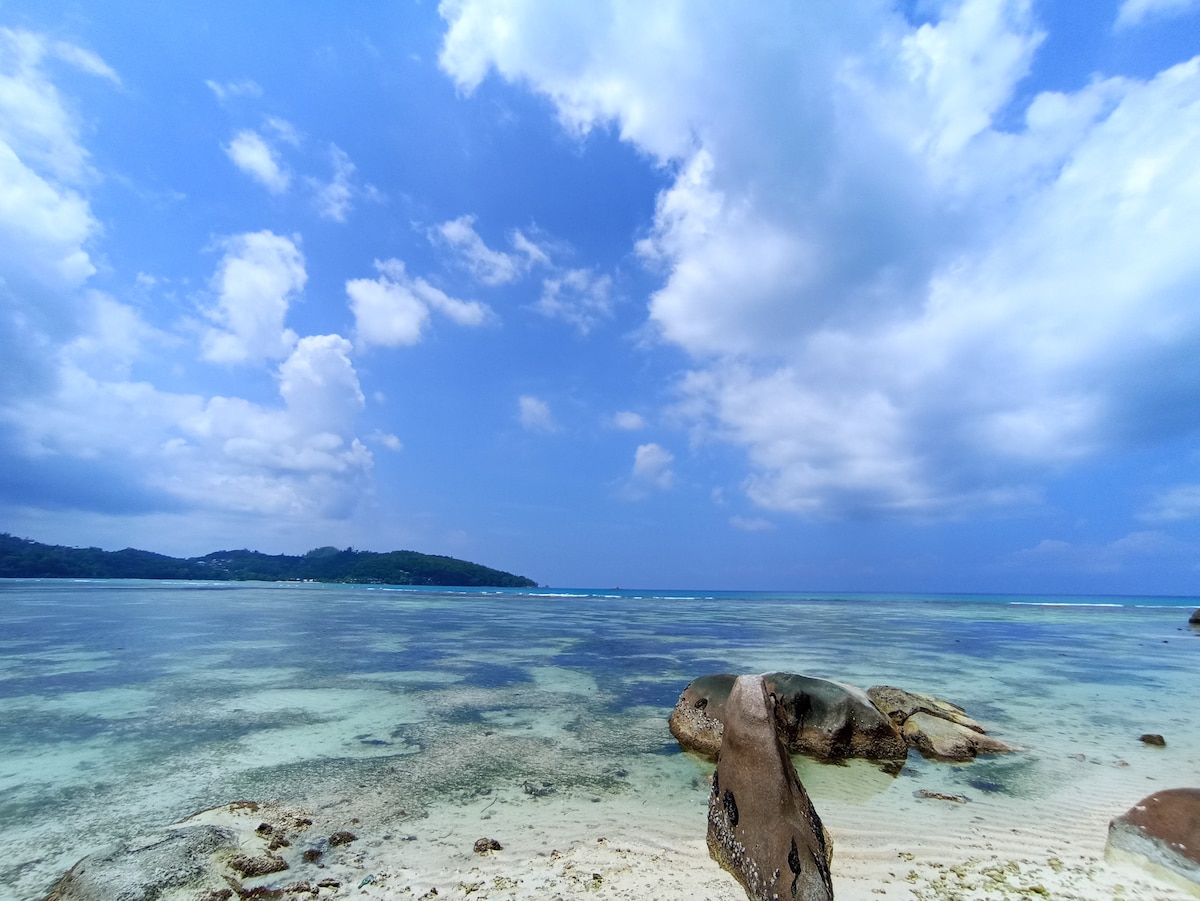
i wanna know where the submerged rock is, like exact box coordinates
[1140,733,1167,747]
[867,685,1016,762]
[1106,788,1200,896]
[42,824,237,901]
[671,672,907,763]
[707,675,833,901]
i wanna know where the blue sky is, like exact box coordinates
[2,0,1200,593]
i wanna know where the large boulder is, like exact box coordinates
[1106,788,1200,896]
[1190,608,1200,625]
[669,672,737,758]
[867,685,1016,762]
[671,672,907,763]
[707,675,833,901]
[765,672,908,762]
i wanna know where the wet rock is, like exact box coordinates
[41,825,237,901]
[868,685,1016,761]
[900,712,1015,761]
[707,675,833,901]
[671,672,906,763]
[522,780,556,797]
[228,854,289,878]
[1140,733,1167,747]
[1190,608,1200,625]
[327,831,357,847]
[301,849,322,864]
[473,838,503,855]
[1106,788,1200,895]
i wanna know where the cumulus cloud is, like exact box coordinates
[432,215,550,285]
[201,231,304,365]
[1115,0,1200,29]
[536,268,613,334]
[441,0,1200,520]
[348,258,490,349]
[225,129,291,193]
[0,29,110,396]
[518,395,557,432]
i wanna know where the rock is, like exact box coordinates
[1190,608,1200,625]
[1106,788,1200,896]
[764,672,908,762]
[901,711,1016,761]
[867,685,1016,761]
[228,853,288,878]
[1140,733,1167,747]
[42,825,238,901]
[867,685,985,733]
[328,830,357,846]
[669,673,737,758]
[473,838,503,855]
[707,674,833,901]
[916,789,968,803]
[671,672,907,762]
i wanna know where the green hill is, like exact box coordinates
[0,533,537,588]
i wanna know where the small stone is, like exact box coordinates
[255,822,275,835]
[473,837,503,855]
[302,849,322,863]
[328,830,358,846]
[917,789,969,803]
[316,878,341,888]
[1139,733,1166,747]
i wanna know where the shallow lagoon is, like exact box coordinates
[1,580,1198,900]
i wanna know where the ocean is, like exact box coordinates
[1,580,1197,900]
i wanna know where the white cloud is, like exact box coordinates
[433,215,552,284]
[312,144,358,222]
[1007,531,1185,574]
[264,116,301,146]
[225,129,291,193]
[536,268,613,334]
[442,1,1200,520]
[610,410,645,430]
[201,231,304,365]
[629,442,675,493]
[1141,484,1200,523]
[0,29,115,182]
[348,258,490,349]
[1115,0,1200,29]
[518,395,557,432]
[0,29,108,396]
[372,430,403,451]
[205,78,263,102]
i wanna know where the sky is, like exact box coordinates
[1,0,1200,593]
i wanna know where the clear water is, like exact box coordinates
[1,580,1198,900]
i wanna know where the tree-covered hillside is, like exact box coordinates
[0,534,537,587]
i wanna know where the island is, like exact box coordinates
[0,533,537,587]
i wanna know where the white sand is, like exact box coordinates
[175,747,1197,901]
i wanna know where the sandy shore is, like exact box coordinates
[172,753,1196,901]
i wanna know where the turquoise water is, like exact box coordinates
[1,580,1197,900]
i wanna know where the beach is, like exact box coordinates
[2,582,1197,900]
